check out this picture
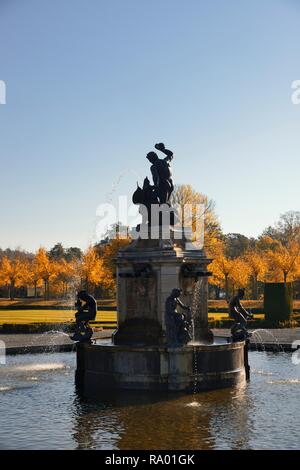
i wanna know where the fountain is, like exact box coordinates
[76,143,249,394]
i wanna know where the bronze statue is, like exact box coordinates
[132,177,159,229]
[165,288,192,346]
[132,143,175,230]
[70,290,97,342]
[229,288,253,341]
[146,143,174,205]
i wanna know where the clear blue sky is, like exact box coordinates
[1,0,300,252]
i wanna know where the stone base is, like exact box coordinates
[115,242,212,346]
[76,340,249,395]
[112,318,165,346]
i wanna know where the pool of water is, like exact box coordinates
[0,350,299,449]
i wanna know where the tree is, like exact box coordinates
[243,250,268,299]
[262,211,300,246]
[256,235,281,253]
[224,233,255,258]
[0,256,26,300]
[100,238,131,295]
[55,258,80,297]
[35,248,57,300]
[266,240,300,284]
[228,258,251,295]
[102,222,130,242]
[48,244,83,262]
[26,257,43,297]
[278,211,300,242]
[209,253,234,299]
[65,247,83,261]
[80,246,104,293]
[48,243,65,260]
[170,184,221,250]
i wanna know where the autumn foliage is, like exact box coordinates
[208,213,300,300]
[0,239,130,300]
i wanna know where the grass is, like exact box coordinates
[1,297,299,327]
[209,299,300,310]
[0,298,116,308]
[1,298,299,308]
[0,309,117,327]
[0,309,264,326]
[208,312,264,320]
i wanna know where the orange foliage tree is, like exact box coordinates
[80,246,105,293]
[26,257,43,297]
[209,238,251,299]
[228,258,251,294]
[100,238,131,295]
[54,258,80,298]
[209,253,234,300]
[34,248,57,300]
[171,184,221,251]
[243,250,268,299]
[266,240,300,283]
[0,256,27,300]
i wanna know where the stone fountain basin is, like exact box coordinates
[76,338,248,395]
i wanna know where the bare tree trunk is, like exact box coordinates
[44,279,47,300]
[253,275,258,300]
[225,275,229,300]
[214,285,220,300]
[10,280,15,300]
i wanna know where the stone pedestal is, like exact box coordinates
[112,238,213,346]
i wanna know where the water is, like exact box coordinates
[0,351,300,449]
[252,329,284,351]
[191,279,201,342]
[192,346,198,395]
[44,330,70,337]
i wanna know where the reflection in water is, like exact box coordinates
[0,351,300,449]
[71,397,122,450]
[72,391,217,450]
[71,384,254,450]
[209,383,253,450]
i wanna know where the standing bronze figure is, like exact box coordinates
[70,290,97,342]
[165,288,192,346]
[146,143,174,205]
[229,288,253,341]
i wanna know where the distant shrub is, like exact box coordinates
[264,283,293,326]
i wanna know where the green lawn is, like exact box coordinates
[0,309,265,326]
[3,297,300,329]
[0,309,117,327]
